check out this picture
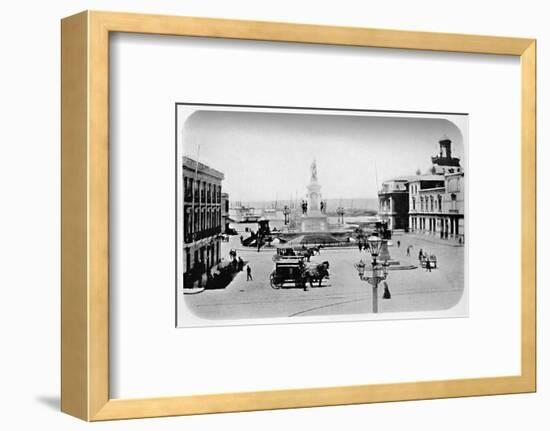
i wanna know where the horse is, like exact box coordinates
[296,246,323,262]
[307,245,323,256]
[302,261,330,290]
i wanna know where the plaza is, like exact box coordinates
[184,230,464,321]
[179,125,466,324]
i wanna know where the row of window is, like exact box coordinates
[380,182,406,193]
[410,216,461,235]
[410,177,462,195]
[184,206,222,237]
[411,194,457,212]
[183,176,222,204]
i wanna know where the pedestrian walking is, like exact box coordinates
[246,265,253,281]
[382,281,391,299]
[425,259,432,272]
[237,256,244,271]
[397,240,401,248]
[418,248,424,262]
[406,246,411,256]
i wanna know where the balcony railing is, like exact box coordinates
[184,225,222,243]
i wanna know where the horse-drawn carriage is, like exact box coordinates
[270,258,305,289]
[420,253,438,269]
[273,247,298,261]
[272,246,322,263]
[270,257,330,290]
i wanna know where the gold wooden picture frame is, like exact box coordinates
[61,10,536,421]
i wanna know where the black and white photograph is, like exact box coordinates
[176,104,467,326]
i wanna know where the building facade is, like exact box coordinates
[221,192,230,233]
[378,179,410,231]
[378,137,465,242]
[182,157,224,287]
[408,176,445,234]
[408,172,464,240]
[441,172,465,240]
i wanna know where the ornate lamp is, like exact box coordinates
[283,205,291,225]
[366,235,383,258]
[363,235,390,314]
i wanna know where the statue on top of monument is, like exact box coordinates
[310,159,318,182]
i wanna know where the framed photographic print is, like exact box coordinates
[61,11,536,421]
[175,103,468,327]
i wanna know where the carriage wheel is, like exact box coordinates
[270,273,282,289]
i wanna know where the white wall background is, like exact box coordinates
[0,0,545,429]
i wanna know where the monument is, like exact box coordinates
[300,159,329,232]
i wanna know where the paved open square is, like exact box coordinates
[184,231,464,321]
[177,106,466,326]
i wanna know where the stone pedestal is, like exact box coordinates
[306,180,322,213]
[300,212,328,232]
[300,159,328,232]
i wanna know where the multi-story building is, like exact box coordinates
[378,178,410,231]
[408,175,445,234]
[182,157,224,287]
[409,172,464,240]
[441,172,465,240]
[378,137,465,242]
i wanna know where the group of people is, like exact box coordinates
[355,236,437,275]
[229,248,252,280]
[356,241,368,253]
[418,248,437,272]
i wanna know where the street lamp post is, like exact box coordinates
[283,205,291,225]
[363,235,389,313]
[337,206,345,224]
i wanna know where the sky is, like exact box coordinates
[180,107,465,203]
